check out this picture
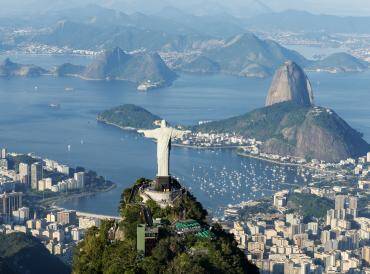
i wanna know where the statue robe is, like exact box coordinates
[138,126,186,177]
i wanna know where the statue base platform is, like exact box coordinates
[155,176,171,190]
[140,176,183,208]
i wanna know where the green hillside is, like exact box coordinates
[0,233,70,274]
[193,101,369,162]
[97,104,161,130]
[72,178,259,274]
[308,52,368,72]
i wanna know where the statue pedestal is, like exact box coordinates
[140,176,183,208]
[155,176,171,190]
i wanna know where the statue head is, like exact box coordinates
[160,120,167,128]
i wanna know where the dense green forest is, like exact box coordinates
[72,178,259,274]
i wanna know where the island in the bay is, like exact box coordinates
[0,47,177,90]
[97,60,370,163]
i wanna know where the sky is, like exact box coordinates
[262,0,370,16]
[1,0,370,17]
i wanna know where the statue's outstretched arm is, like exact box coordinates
[138,129,160,139]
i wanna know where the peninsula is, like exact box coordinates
[97,61,370,163]
[193,61,370,162]
[0,58,47,77]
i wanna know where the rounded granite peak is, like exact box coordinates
[265,61,314,107]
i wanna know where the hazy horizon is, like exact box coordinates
[1,0,370,18]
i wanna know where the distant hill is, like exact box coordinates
[97,104,161,130]
[154,6,245,38]
[0,58,47,77]
[308,52,368,73]
[177,33,308,77]
[193,61,369,162]
[30,4,243,39]
[52,62,85,76]
[32,20,205,52]
[174,34,368,78]
[193,101,369,162]
[28,5,243,52]
[179,56,221,74]
[82,47,177,85]
[0,233,70,274]
[1,48,177,88]
[245,10,370,33]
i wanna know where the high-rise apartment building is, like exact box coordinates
[1,148,7,159]
[31,162,42,190]
[74,172,85,189]
[19,163,31,186]
[0,191,23,221]
[335,195,346,210]
[57,210,77,225]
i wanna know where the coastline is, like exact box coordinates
[97,119,246,150]
[96,118,138,131]
[39,183,117,207]
[236,151,304,167]
[172,143,245,150]
[96,119,339,175]
[237,151,338,175]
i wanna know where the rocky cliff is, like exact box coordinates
[82,47,177,85]
[265,61,314,107]
[260,104,369,162]
[194,61,369,162]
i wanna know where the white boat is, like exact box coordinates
[48,103,61,109]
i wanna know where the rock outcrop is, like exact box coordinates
[265,61,314,107]
[260,104,370,162]
[0,58,47,77]
[193,61,369,162]
[82,47,177,85]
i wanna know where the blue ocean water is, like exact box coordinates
[0,55,369,215]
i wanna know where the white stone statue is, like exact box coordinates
[138,120,189,177]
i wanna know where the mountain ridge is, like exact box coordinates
[0,47,177,88]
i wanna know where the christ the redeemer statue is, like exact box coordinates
[138,120,188,178]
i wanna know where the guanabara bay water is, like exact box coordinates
[0,54,369,216]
